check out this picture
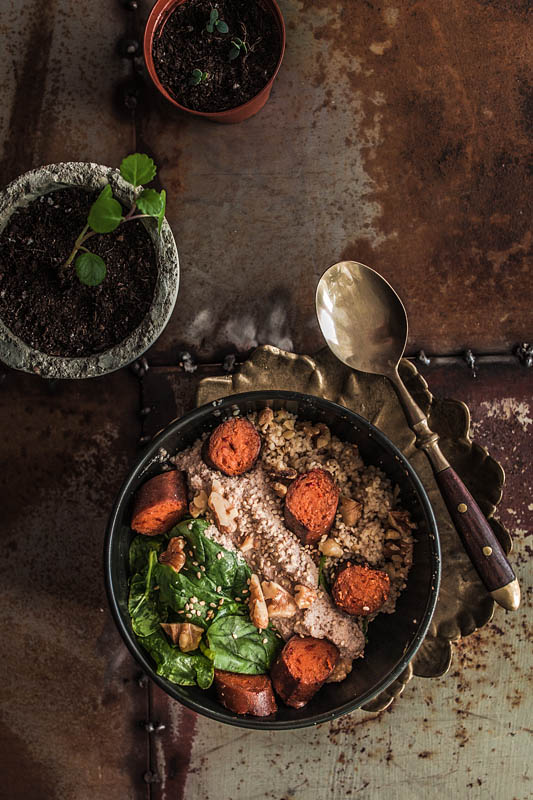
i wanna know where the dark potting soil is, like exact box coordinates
[0,188,157,357]
[152,0,281,112]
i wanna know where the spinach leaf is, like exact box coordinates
[129,534,165,574]
[207,615,281,674]
[174,518,251,597]
[141,630,214,689]
[128,551,161,637]
[155,562,246,630]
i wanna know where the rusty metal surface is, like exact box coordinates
[135,0,532,363]
[0,369,148,800]
[0,0,134,185]
[142,360,532,800]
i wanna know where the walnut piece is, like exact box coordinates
[248,574,269,630]
[340,496,362,527]
[261,580,298,618]
[258,407,274,428]
[294,584,317,610]
[159,536,186,573]
[325,657,353,683]
[179,623,203,653]
[189,489,208,518]
[319,538,343,558]
[208,487,238,534]
[272,481,288,497]
[239,534,255,552]
[160,622,181,645]
[388,510,416,533]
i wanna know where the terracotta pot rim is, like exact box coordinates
[143,0,286,121]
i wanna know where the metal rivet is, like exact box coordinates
[483,546,493,557]
[458,503,468,513]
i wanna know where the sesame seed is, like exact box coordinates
[209,602,217,608]
[262,638,268,644]
[199,600,206,606]
[200,565,206,571]
[193,561,199,566]
[216,586,221,593]
[363,606,370,612]
[185,603,190,611]
[188,550,193,557]
[191,596,198,603]
[197,571,202,579]
[216,552,223,560]
[186,613,192,618]
[218,599,224,605]
[242,589,248,594]
[196,609,202,616]
[232,633,238,639]
[235,597,241,602]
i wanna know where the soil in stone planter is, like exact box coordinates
[0,188,157,357]
[153,0,281,112]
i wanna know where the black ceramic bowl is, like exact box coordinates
[105,391,440,729]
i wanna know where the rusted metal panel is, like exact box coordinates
[0,0,134,185]
[0,369,148,800]
[142,362,531,800]
[136,0,532,363]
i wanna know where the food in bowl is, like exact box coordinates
[127,408,415,716]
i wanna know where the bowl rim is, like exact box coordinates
[104,390,441,730]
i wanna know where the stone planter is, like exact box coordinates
[0,162,179,379]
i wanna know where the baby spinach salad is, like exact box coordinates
[128,518,281,689]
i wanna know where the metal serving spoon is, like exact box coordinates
[316,260,520,611]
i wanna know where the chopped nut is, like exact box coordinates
[248,574,269,629]
[340,497,362,527]
[325,658,353,683]
[208,489,238,534]
[319,538,343,558]
[189,489,208,518]
[385,529,401,540]
[258,407,274,427]
[261,580,298,618]
[178,623,203,653]
[272,481,288,497]
[239,534,255,552]
[282,429,296,440]
[160,622,181,645]
[387,510,416,533]
[316,423,331,440]
[268,466,298,483]
[315,435,329,450]
[159,537,186,573]
[294,584,317,610]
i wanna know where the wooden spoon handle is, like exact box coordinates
[434,465,520,610]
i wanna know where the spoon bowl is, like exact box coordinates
[316,261,407,377]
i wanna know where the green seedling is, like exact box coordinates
[206,8,228,34]
[190,68,209,86]
[229,37,247,61]
[64,153,166,287]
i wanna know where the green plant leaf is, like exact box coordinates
[120,153,157,187]
[190,68,203,85]
[129,534,165,574]
[75,252,107,286]
[157,189,166,234]
[216,19,228,33]
[87,185,123,233]
[207,615,281,674]
[137,188,165,218]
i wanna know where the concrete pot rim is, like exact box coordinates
[0,161,180,379]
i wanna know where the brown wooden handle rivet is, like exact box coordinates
[457,503,468,513]
[483,546,493,557]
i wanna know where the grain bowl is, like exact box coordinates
[105,391,440,729]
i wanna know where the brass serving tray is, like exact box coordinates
[197,345,511,712]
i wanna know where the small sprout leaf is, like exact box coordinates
[157,189,166,234]
[206,8,218,32]
[88,185,123,233]
[190,69,208,85]
[120,153,157,187]
[75,252,107,287]
[229,45,240,61]
[137,188,165,218]
[216,20,228,33]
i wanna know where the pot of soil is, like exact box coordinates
[144,0,286,123]
[0,159,179,379]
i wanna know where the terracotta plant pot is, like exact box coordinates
[144,0,286,124]
[0,163,180,379]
